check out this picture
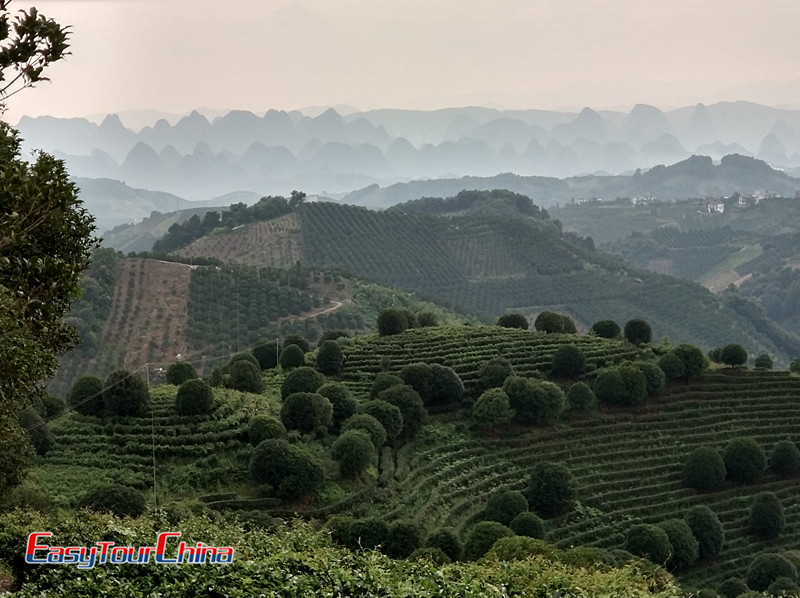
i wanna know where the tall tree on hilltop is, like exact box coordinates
[0,3,92,500]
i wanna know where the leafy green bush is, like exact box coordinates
[428,364,464,408]
[281,366,325,399]
[566,382,596,411]
[550,344,586,379]
[166,361,197,385]
[767,576,800,596]
[399,362,433,402]
[524,462,575,518]
[317,382,357,431]
[754,352,773,370]
[408,547,451,564]
[685,505,724,558]
[316,340,344,376]
[331,430,374,478]
[416,312,438,327]
[226,360,264,393]
[720,344,748,367]
[749,492,785,539]
[591,319,621,339]
[280,392,333,434]
[175,378,214,416]
[624,318,652,345]
[509,512,545,539]
[489,536,556,561]
[247,415,287,445]
[534,311,575,334]
[103,369,149,417]
[229,352,261,370]
[478,357,515,392]
[657,351,685,381]
[472,388,514,432]
[425,528,462,562]
[684,446,726,491]
[497,313,528,329]
[377,309,408,336]
[658,518,698,571]
[378,384,426,440]
[362,400,403,443]
[635,360,666,396]
[347,517,390,550]
[672,344,708,380]
[502,376,564,425]
[593,368,626,405]
[385,520,422,559]
[279,344,306,370]
[716,578,748,598]
[618,362,647,406]
[483,489,528,526]
[723,437,766,484]
[769,440,800,476]
[341,413,387,449]
[283,335,310,354]
[40,393,65,419]
[371,372,404,398]
[77,484,146,518]
[251,340,279,370]
[18,408,53,456]
[791,358,800,374]
[463,521,513,561]
[248,438,324,499]
[624,524,671,565]
[746,553,797,592]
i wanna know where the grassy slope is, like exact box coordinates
[338,325,800,591]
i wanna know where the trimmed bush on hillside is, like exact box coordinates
[251,340,279,370]
[283,335,310,354]
[672,344,708,381]
[77,484,146,518]
[550,344,586,379]
[347,517,391,550]
[525,462,575,518]
[425,528,462,562]
[463,521,514,561]
[281,366,325,399]
[226,360,264,393]
[279,344,306,370]
[166,361,197,386]
[658,519,699,571]
[685,505,724,559]
[624,318,652,345]
[280,392,333,435]
[483,489,528,527]
[316,340,344,376]
[593,368,626,405]
[502,376,565,425]
[478,357,515,392]
[175,378,214,416]
[755,352,774,370]
[723,437,766,484]
[472,388,514,433]
[618,363,647,406]
[248,415,287,446]
[497,313,528,330]
[566,382,596,411]
[769,440,800,476]
[317,382,357,431]
[377,309,408,336]
[428,364,464,408]
[720,343,748,367]
[103,370,149,417]
[249,438,324,499]
[385,520,422,559]
[509,512,545,539]
[716,578,748,598]
[591,319,621,339]
[341,414,387,449]
[399,363,433,401]
[684,446,726,491]
[746,553,797,592]
[624,524,671,565]
[19,408,53,456]
[791,358,800,374]
[534,311,576,334]
[331,430,374,479]
[378,384,426,440]
[363,400,403,443]
[658,352,685,382]
[749,492,786,539]
[635,360,666,396]
[371,372,404,398]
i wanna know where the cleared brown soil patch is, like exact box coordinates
[97,258,192,369]
[175,213,303,268]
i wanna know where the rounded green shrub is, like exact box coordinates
[376,309,408,336]
[658,351,685,381]
[249,438,324,499]
[399,363,433,402]
[717,577,749,598]
[425,527,462,562]
[720,343,748,367]
[551,344,586,379]
[281,366,325,399]
[280,392,333,434]
[624,523,671,565]
[478,357,515,391]
[635,360,666,396]
[673,343,709,379]
[593,368,626,405]
[497,313,528,329]
[746,553,797,592]
[408,547,451,564]
[19,408,53,456]
[283,335,310,354]
[385,520,422,559]
[566,382,596,411]
[658,518,699,571]
[251,340,279,370]
[769,440,800,476]
[316,340,344,376]
[684,446,726,491]
[618,362,647,405]
[175,378,214,416]
[77,483,146,518]
[749,492,785,539]
[791,358,800,374]
[341,413,387,449]
[624,318,652,345]
[370,372,404,398]
[331,430,374,478]
[428,364,464,408]
[226,360,264,393]
[463,521,513,561]
[378,384,426,440]
[768,576,800,596]
[509,512,545,539]
[166,361,197,386]
[723,437,766,484]
[754,352,773,370]
[229,352,261,370]
[347,517,390,550]
[685,505,724,558]
[524,461,575,518]
[472,388,514,432]
[362,400,403,443]
[590,319,621,339]
[317,382,357,431]
[103,369,149,417]
[489,536,555,561]
[67,375,105,416]
[247,415,287,445]
[279,344,306,370]
[40,393,65,418]
[483,489,528,526]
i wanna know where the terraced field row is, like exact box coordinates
[384,370,800,588]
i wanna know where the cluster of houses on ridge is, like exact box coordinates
[571,190,800,214]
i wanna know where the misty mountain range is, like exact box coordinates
[17,102,800,205]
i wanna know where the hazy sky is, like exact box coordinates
[7,0,800,125]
